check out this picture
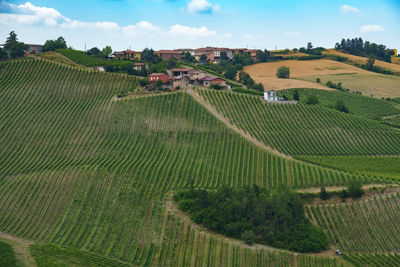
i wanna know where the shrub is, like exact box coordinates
[347,180,364,199]
[276,66,290,78]
[335,100,349,113]
[232,88,263,96]
[316,78,321,83]
[0,241,17,267]
[293,89,299,101]
[241,229,256,245]
[139,78,149,87]
[175,86,181,90]
[305,95,319,105]
[320,186,329,200]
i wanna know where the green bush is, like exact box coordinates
[174,186,329,253]
[305,95,319,105]
[347,180,364,199]
[276,66,290,78]
[320,186,329,200]
[0,241,17,267]
[232,88,263,96]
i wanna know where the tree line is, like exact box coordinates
[335,37,392,62]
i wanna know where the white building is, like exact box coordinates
[264,90,278,102]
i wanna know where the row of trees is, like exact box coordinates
[335,37,392,62]
[43,37,67,52]
[174,185,329,253]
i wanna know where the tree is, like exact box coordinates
[256,50,268,62]
[101,46,112,58]
[43,36,67,52]
[220,51,229,61]
[142,48,161,63]
[200,54,208,63]
[307,42,313,50]
[276,66,290,78]
[182,52,195,63]
[293,89,300,101]
[305,95,319,105]
[365,56,375,71]
[0,47,7,60]
[319,186,329,200]
[335,100,349,113]
[87,47,101,56]
[224,66,237,80]
[241,229,256,245]
[347,180,364,198]
[156,79,164,87]
[4,31,29,58]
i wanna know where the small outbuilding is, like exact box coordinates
[264,90,278,102]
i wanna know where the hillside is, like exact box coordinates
[323,49,400,74]
[245,59,400,98]
[279,88,400,120]
[199,89,400,157]
[0,59,368,266]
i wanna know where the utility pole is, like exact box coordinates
[84,43,86,51]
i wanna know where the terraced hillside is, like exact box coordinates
[0,59,362,266]
[199,89,400,156]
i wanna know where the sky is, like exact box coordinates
[0,0,399,52]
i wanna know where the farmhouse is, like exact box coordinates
[26,44,43,54]
[198,76,229,89]
[113,50,141,60]
[149,73,169,84]
[168,68,194,77]
[133,63,148,71]
[264,90,278,102]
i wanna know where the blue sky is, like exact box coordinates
[0,0,399,52]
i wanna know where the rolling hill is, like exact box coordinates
[1,59,373,266]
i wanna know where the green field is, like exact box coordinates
[279,88,400,120]
[0,240,18,267]
[199,89,400,156]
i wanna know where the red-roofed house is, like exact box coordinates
[149,73,169,84]
[198,76,229,89]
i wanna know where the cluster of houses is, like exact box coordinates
[112,47,260,63]
[148,67,230,90]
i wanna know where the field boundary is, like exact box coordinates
[0,232,36,267]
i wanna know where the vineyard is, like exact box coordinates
[0,59,366,266]
[307,192,400,253]
[279,88,400,121]
[198,89,400,156]
[55,49,105,66]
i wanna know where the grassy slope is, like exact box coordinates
[199,89,400,156]
[0,59,362,266]
[279,88,400,120]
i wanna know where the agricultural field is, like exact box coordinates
[297,156,400,180]
[34,51,85,69]
[243,59,365,91]
[55,49,105,66]
[199,89,400,157]
[307,192,400,254]
[245,58,400,98]
[0,59,369,266]
[279,88,400,120]
[323,49,400,74]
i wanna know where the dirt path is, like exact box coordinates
[381,114,400,120]
[186,88,292,159]
[296,184,396,194]
[0,232,36,267]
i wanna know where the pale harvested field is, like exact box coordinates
[244,59,366,91]
[300,73,400,98]
[391,56,400,65]
[323,49,400,73]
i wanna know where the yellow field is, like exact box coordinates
[244,59,400,97]
[323,49,400,73]
[391,56,400,65]
[244,59,366,91]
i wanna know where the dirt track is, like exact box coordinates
[0,232,36,267]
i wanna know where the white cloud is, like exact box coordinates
[169,24,216,37]
[283,31,301,37]
[340,5,361,14]
[187,0,220,14]
[360,24,386,33]
[123,21,161,36]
